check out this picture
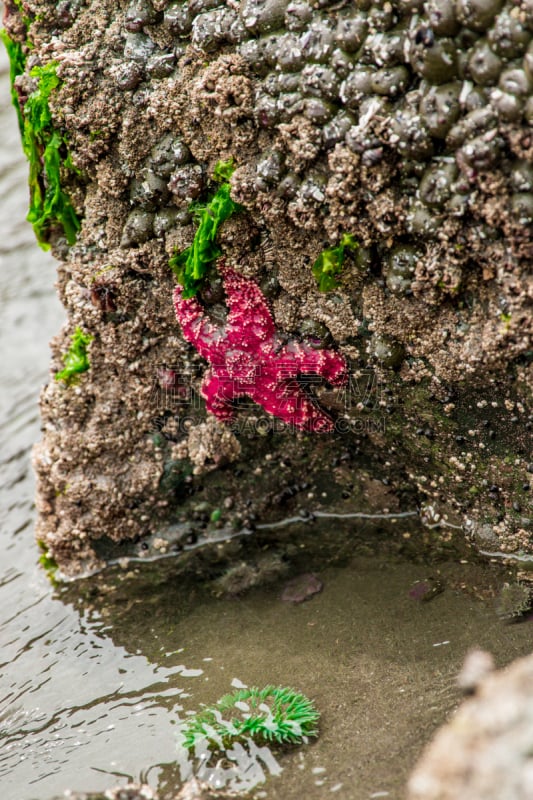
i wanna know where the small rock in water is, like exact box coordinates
[495,581,532,621]
[408,578,445,602]
[281,572,323,603]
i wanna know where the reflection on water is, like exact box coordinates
[2,42,533,800]
[176,736,283,794]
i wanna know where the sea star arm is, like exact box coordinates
[173,286,224,362]
[281,341,347,386]
[201,371,238,421]
[219,263,276,345]
[253,377,335,432]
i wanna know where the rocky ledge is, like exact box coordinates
[1,0,531,577]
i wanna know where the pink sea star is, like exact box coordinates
[173,262,347,432]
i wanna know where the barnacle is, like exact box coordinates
[178,685,320,750]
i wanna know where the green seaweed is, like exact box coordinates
[169,159,242,298]
[55,326,93,385]
[312,233,359,292]
[0,49,82,248]
[212,157,236,183]
[22,61,80,248]
[179,685,320,750]
[37,540,59,585]
[0,29,26,132]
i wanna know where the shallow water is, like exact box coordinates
[1,45,533,800]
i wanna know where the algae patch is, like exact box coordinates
[0,38,81,248]
[23,61,80,248]
[169,159,242,298]
[0,30,26,132]
[55,327,93,386]
[312,233,358,292]
[37,540,59,585]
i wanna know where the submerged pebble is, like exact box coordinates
[408,578,445,602]
[281,572,323,603]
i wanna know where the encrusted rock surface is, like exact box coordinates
[408,650,533,800]
[2,0,531,575]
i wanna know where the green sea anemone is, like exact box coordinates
[178,686,320,750]
[496,582,533,621]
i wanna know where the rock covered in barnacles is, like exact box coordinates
[3,0,528,577]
